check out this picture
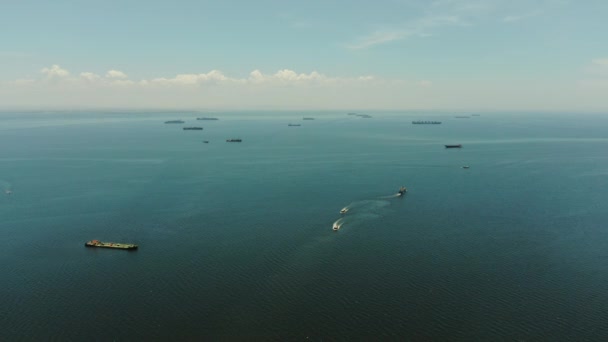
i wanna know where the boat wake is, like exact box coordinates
[379,193,401,199]
[332,218,345,231]
[332,200,392,231]
[0,179,12,195]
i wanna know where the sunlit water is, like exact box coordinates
[1,111,608,340]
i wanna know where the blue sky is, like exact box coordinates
[1,0,607,110]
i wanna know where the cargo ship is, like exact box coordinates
[303,117,315,120]
[197,117,218,120]
[183,127,203,130]
[85,240,138,250]
[226,138,242,142]
[412,121,441,124]
[288,124,301,126]
[164,120,184,124]
[445,144,462,148]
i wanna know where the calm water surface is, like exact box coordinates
[1,111,608,340]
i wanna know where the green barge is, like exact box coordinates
[85,240,138,250]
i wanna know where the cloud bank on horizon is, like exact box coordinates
[1,0,607,110]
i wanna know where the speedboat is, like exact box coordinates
[462,165,470,169]
[332,223,341,231]
[340,208,348,214]
[398,186,407,196]
[5,190,12,195]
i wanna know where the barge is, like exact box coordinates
[85,240,138,250]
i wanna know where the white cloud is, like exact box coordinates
[273,69,326,82]
[348,30,411,50]
[80,72,101,81]
[249,69,265,83]
[41,64,70,78]
[3,66,414,110]
[16,66,379,89]
[106,70,128,79]
[347,0,565,49]
[348,14,466,49]
[150,70,230,86]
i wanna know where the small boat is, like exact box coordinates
[303,117,315,120]
[445,144,462,148]
[203,141,209,143]
[398,186,407,196]
[462,166,470,169]
[183,127,203,130]
[85,240,138,250]
[164,120,184,124]
[340,208,349,214]
[288,124,301,126]
[5,190,12,195]
[332,223,342,231]
[196,117,219,120]
[226,138,242,142]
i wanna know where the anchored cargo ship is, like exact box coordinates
[445,144,462,148]
[303,117,315,120]
[164,120,184,124]
[183,127,203,130]
[412,121,441,124]
[85,240,138,250]
[197,117,218,120]
[288,124,301,126]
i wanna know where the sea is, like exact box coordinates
[1,111,608,340]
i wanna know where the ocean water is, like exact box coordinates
[1,111,608,340]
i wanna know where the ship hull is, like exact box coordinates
[85,241,138,250]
